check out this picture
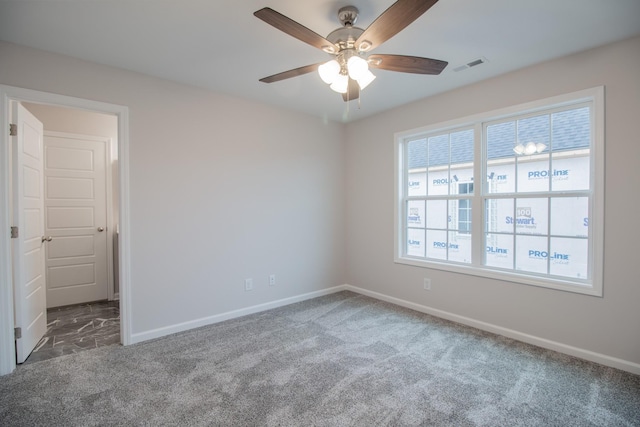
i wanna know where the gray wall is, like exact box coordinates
[345,36,640,365]
[0,41,346,336]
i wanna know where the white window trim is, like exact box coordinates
[394,87,604,297]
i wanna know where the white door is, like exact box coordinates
[44,132,108,308]
[12,103,47,363]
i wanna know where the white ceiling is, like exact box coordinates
[1,0,639,123]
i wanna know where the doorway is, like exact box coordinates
[25,103,117,309]
[20,103,118,364]
[0,85,131,375]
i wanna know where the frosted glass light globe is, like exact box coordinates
[330,73,348,93]
[347,55,368,80]
[318,60,340,84]
[357,69,376,90]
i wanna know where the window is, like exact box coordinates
[395,87,604,296]
[405,128,474,263]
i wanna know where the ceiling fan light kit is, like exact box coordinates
[318,51,376,93]
[254,0,448,103]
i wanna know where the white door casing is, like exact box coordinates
[1,85,131,376]
[12,103,47,363]
[44,132,109,308]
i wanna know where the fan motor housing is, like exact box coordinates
[326,26,364,50]
[326,6,366,51]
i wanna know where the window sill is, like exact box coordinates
[394,256,602,297]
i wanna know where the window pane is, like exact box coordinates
[408,172,426,197]
[459,205,468,221]
[407,139,427,196]
[551,153,590,191]
[426,229,447,260]
[486,198,513,233]
[428,134,449,195]
[448,199,458,230]
[515,114,551,193]
[452,198,472,233]
[453,182,473,232]
[451,129,474,166]
[518,114,550,152]
[549,105,591,193]
[459,202,470,231]
[485,233,513,269]
[426,200,447,229]
[450,129,474,194]
[550,237,588,279]
[517,155,550,193]
[449,231,471,263]
[487,163,515,193]
[551,107,590,151]
[550,197,588,237]
[428,169,450,196]
[407,200,425,228]
[486,121,516,194]
[515,235,548,274]
[514,198,548,235]
[407,228,425,257]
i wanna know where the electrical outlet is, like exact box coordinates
[423,278,431,291]
[244,278,253,291]
[269,274,276,286]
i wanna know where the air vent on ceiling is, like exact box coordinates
[453,56,488,72]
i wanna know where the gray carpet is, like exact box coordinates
[1,291,639,426]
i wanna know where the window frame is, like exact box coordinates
[394,87,604,296]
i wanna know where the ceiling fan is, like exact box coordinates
[254,0,448,102]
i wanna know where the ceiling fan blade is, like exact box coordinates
[342,78,360,102]
[259,63,323,83]
[254,8,339,53]
[356,0,439,52]
[368,54,447,74]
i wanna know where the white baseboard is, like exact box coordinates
[343,284,640,376]
[128,283,639,375]
[130,286,348,344]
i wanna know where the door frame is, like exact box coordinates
[0,85,132,375]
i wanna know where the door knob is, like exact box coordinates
[97,227,105,232]
[41,236,53,242]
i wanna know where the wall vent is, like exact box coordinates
[453,56,488,72]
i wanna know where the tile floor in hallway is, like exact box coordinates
[23,300,120,365]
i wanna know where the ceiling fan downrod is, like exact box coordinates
[337,6,359,27]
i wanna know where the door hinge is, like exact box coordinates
[14,327,22,340]
[10,226,19,239]
[9,124,17,136]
